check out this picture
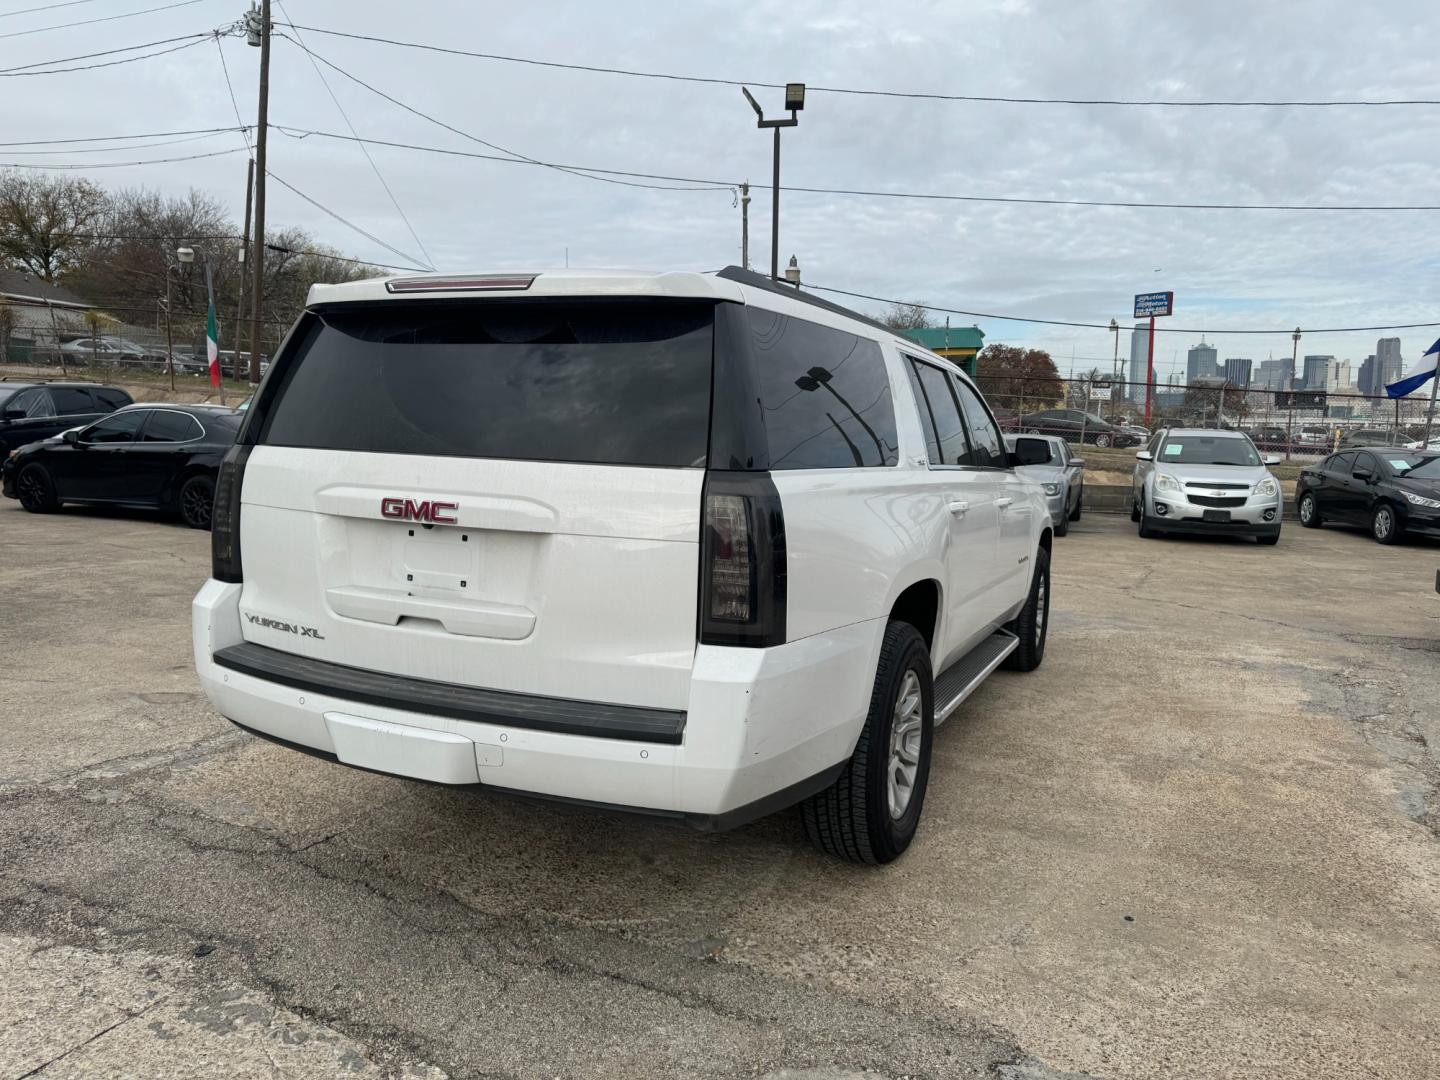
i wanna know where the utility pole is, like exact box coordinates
[247,0,271,386]
[234,157,254,383]
[1285,327,1300,461]
[164,267,175,392]
[1109,318,1120,422]
[740,182,750,270]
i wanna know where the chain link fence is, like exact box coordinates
[0,322,261,384]
[979,375,1438,460]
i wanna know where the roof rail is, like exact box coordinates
[0,376,45,382]
[715,265,898,338]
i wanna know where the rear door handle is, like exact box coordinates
[948,500,969,517]
[995,497,1014,510]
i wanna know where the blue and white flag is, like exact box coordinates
[1386,337,1440,398]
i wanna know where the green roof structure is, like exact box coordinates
[898,326,985,352]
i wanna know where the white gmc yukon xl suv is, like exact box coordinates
[193,267,1053,863]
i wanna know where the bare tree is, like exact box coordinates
[0,171,107,282]
[880,301,932,332]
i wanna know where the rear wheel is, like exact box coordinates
[1094,433,1113,448]
[1371,502,1402,545]
[1003,544,1050,672]
[1297,490,1322,528]
[801,620,933,865]
[16,464,59,513]
[179,474,215,530]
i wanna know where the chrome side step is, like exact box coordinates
[933,630,1019,726]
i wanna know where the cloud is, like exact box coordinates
[1,0,1437,374]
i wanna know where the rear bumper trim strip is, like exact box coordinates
[212,642,686,744]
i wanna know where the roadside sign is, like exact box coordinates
[1275,390,1327,410]
[1134,291,1174,318]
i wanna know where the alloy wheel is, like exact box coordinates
[887,669,923,820]
[182,481,214,529]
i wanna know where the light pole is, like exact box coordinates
[162,262,179,391]
[741,83,805,281]
[1285,327,1301,461]
[177,246,225,406]
[1109,318,1120,421]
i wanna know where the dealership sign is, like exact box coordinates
[1134,291,1175,318]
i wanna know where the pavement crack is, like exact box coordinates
[13,997,167,1079]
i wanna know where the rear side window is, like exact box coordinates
[141,411,204,442]
[51,387,95,414]
[745,309,897,469]
[93,388,132,410]
[259,301,714,467]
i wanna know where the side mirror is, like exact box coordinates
[1006,452,1025,469]
[62,429,79,445]
[1069,457,1085,467]
[1262,454,1281,466]
[1,408,23,422]
[1353,469,1373,482]
[1136,450,1153,461]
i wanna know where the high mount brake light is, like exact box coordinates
[384,275,536,293]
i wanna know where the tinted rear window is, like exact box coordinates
[258,301,714,467]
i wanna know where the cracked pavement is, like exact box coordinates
[1,502,1438,1079]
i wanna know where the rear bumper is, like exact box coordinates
[193,580,883,828]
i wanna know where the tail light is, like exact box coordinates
[699,472,786,647]
[211,444,252,582]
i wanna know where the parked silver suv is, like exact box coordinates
[1132,428,1283,544]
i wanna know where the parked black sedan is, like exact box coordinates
[3,404,241,530]
[1017,409,1142,448]
[1296,448,1440,545]
[0,380,133,457]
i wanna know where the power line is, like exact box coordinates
[0,33,210,74]
[0,130,240,155]
[806,283,1440,335]
[280,35,735,194]
[0,125,242,146]
[0,147,247,169]
[0,0,207,40]
[277,23,1440,109]
[0,0,104,19]
[269,126,1440,213]
[265,169,429,270]
[271,6,434,268]
[0,31,209,72]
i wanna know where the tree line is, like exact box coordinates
[0,170,378,358]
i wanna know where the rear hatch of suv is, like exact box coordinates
[231,296,714,711]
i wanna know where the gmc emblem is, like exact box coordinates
[380,497,458,524]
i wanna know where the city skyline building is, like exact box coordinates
[1223,357,1253,386]
[1301,354,1334,390]
[1127,324,1149,402]
[1376,337,1403,391]
[1186,341,1219,384]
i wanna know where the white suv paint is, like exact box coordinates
[192,267,1054,863]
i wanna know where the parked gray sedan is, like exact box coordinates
[1006,433,1084,536]
[1132,428,1283,544]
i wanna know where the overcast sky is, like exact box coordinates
[5,0,1440,381]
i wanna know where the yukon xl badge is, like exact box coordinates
[380,497,458,524]
[246,613,325,639]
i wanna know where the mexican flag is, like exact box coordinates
[206,292,220,388]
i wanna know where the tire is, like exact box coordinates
[1371,502,1402,545]
[1054,510,1070,537]
[16,464,59,514]
[178,474,215,531]
[1004,544,1050,672]
[1094,433,1113,448]
[1069,485,1083,522]
[801,621,933,865]
[1130,496,1141,523]
[1257,532,1280,546]
[1297,490,1322,529]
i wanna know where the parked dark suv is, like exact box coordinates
[0,381,133,457]
[1018,409,1141,448]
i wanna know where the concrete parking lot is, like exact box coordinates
[1,501,1437,1080]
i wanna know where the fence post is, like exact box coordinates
[1017,378,1026,429]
